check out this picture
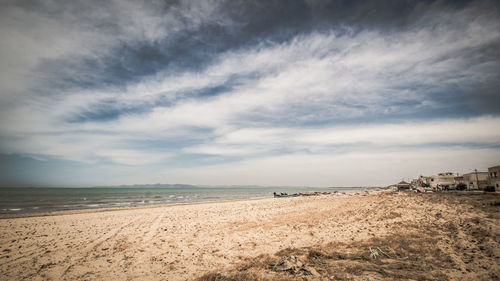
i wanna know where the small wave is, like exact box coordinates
[9,208,22,211]
[203,196,221,200]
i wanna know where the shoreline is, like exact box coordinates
[0,186,375,218]
[0,188,385,219]
[0,196,272,219]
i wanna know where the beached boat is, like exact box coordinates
[273,192,297,198]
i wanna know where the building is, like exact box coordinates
[488,165,500,188]
[454,175,464,185]
[426,172,455,189]
[411,176,427,187]
[462,172,489,190]
[395,180,411,191]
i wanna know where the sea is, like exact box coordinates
[0,186,367,215]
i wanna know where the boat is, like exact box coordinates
[273,192,298,198]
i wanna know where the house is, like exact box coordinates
[395,180,411,191]
[488,165,500,189]
[462,171,489,190]
[454,175,464,185]
[426,172,455,189]
[411,176,428,187]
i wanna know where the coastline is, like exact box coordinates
[0,188,380,219]
[0,196,272,219]
[1,191,497,280]
[0,186,371,217]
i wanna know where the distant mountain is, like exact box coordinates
[90,184,198,188]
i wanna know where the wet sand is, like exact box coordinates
[1,191,498,280]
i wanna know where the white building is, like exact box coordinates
[488,165,500,189]
[426,172,455,189]
[462,172,489,190]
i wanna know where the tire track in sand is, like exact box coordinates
[61,213,146,278]
[127,212,166,279]
[144,212,165,242]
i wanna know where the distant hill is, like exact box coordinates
[90,184,198,188]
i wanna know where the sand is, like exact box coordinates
[0,191,498,280]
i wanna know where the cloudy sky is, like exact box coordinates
[1,0,499,187]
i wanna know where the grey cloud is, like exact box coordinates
[3,0,499,99]
[1,0,500,172]
[0,0,230,95]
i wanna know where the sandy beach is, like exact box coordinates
[1,191,498,280]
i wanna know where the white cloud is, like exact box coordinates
[94,149,170,166]
[183,144,266,156]
[181,117,500,157]
[156,147,500,187]
[296,117,500,146]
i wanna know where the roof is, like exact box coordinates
[462,172,488,176]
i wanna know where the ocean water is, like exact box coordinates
[0,186,365,215]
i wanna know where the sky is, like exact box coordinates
[1,0,500,187]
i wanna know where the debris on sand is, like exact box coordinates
[272,255,320,277]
